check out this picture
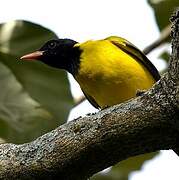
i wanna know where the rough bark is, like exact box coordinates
[0,9,179,180]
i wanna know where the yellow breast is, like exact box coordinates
[75,40,155,108]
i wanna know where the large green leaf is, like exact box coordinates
[148,0,179,31]
[0,61,53,143]
[0,20,74,143]
[92,152,158,180]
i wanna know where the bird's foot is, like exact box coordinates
[136,89,146,96]
[101,105,110,110]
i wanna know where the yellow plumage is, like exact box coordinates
[21,36,160,109]
[74,36,159,108]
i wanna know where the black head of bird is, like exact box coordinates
[21,39,80,75]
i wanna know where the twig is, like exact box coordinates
[143,24,171,55]
[73,96,86,108]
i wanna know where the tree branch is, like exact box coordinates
[0,9,179,180]
[143,24,171,55]
[73,95,85,108]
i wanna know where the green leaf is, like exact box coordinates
[159,51,170,63]
[0,20,74,143]
[0,20,55,56]
[158,51,169,74]
[148,0,179,31]
[0,61,53,143]
[92,152,158,180]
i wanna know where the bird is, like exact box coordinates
[21,36,160,109]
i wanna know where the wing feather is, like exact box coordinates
[106,36,160,81]
[81,90,100,109]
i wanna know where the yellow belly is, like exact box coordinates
[75,40,155,108]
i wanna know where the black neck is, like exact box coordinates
[65,47,81,76]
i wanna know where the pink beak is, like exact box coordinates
[20,51,44,60]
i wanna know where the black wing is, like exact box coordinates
[81,89,100,109]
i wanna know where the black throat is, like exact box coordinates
[65,46,81,76]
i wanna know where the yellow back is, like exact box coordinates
[75,39,156,108]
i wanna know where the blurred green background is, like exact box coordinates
[0,0,178,179]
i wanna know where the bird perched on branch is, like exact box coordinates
[21,36,160,109]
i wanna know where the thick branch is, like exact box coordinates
[0,9,179,180]
[0,87,178,180]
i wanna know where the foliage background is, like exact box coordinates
[0,0,178,179]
